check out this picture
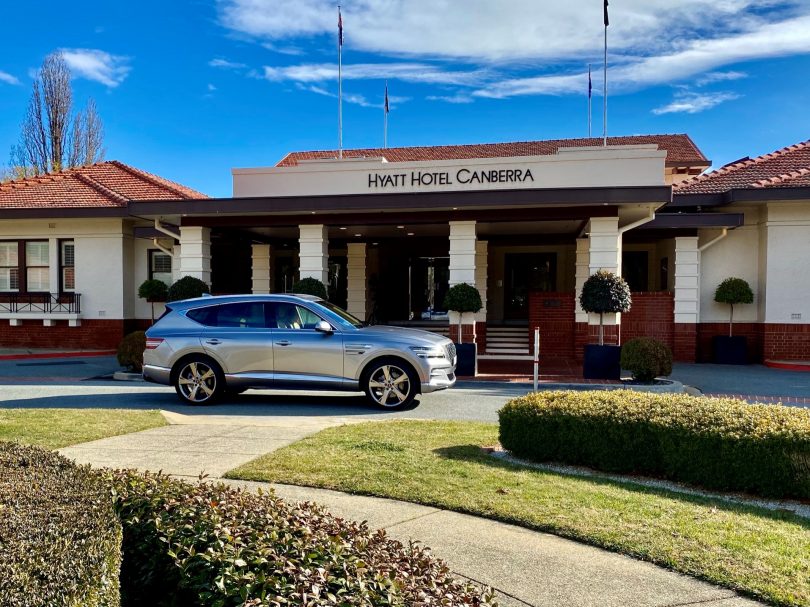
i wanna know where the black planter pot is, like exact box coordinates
[583,344,622,380]
[454,343,477,377]
[712,335,748,365]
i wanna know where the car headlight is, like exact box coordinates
[410,345,446,359]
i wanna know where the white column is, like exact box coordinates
[587,217,622,329]
[179,226,211,285]
[347,242,367,320]
[574,237,589,323]
[674,236,700,324]
[474,240,488,322]
[298,224,329,285]
[171,244,181,283]
[251,244,272,294]
[48,237,59,295]
[449,220,477,286]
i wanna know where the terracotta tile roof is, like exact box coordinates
[277,134,708,168]
[674,140,810,195]
[0,160,207,209]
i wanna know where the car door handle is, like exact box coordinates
[205,339,222,345]
[275,340,292,346]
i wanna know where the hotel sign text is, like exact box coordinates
[368,167,534,189]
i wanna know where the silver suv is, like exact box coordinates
[143,294,456,408]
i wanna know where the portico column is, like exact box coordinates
[347,242,367,320]
[171,244,181,283]
[449,220,477,344]
[251,244,272,294]
[574,237,589,323]
[474,240,488,351]
[179,226,211,285]
[587,217,621,345]
[298,225,329,285]
[673,236,700,362]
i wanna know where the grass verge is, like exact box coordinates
[0,408,167,449]
[227,419,810,607]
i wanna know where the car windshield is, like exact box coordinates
[314,300,364,328]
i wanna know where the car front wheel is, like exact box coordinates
[174,358,223,405]
[363,359,418,409]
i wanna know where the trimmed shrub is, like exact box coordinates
[167,275,210,302]
[714,277,754,337]
[291,276,328,299]
[443,282,483,314]
[137,278,168,302]
[621,337,673,382]
[498,390,810,499]
[117,330,146,372]
[0,442,122,607]
[579,271,631,345]
[108,470,495,606]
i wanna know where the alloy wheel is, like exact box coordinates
[177,361,217,403]
[368,364,411,407]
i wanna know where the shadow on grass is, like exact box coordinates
[433,444,810,528]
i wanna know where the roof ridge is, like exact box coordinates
[0,161,119,190]
[73,171,130,205]
[107,160,199,199]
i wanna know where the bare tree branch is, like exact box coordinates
[40,53,72,172]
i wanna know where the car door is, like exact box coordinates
[269,301,345,387]
[191,302,274,379]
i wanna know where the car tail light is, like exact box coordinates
[145,338,164,350]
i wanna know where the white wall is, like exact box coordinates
[761,202,810,323]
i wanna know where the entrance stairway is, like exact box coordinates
[482,325,531,359]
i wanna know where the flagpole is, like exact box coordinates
[383,81,388,148]
[603,1,608,147]
[338,5,343,159]
[588,64,592,138]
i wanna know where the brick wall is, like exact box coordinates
[697,322,762,363]
[0,319,128,349]
[673,324,697,362]
[622,292,674,349]
[762,324,810,361]
[528,292,576,359]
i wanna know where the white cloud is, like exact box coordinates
[207,83,217,91]
[427,94,474,104]
[652,91,740,114]
[296,83,408,109]
[263,62,487,86]
[209,58,247,69]
[0,70,19,85]
[695,71,748,86]
[60,48,130,87]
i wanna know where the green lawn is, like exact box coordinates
[228,420,810,607]
[0,408,167,449]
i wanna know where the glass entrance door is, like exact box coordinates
[504,253,557,320]
[410,257,450,320]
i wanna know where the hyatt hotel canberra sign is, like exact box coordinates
[368,167,535,189]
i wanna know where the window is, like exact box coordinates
[60,240,75,292]
[187,302,267,328]
[0,242,19,292]
[272,303,323,330]
[622,251,649,292]
[25,241,49,292]
[149,251,173,286]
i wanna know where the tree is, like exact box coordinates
[579,270,632,346]
[443,283,483,343]
[8,52,104,178]
[714,277,753,337]
[291,277,328,299]
[138,279,169,323]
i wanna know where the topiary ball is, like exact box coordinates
[117,331,146,372]
[443,283,483,314]
[714,277,754,306]
[579,270,632,314]
[138,279,168,302]
[291,277,328,299]
[620,337,673,383]
[167,276,210,302]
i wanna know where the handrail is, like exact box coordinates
[0,293,81,314]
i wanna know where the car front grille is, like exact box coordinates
[446,342,456,363]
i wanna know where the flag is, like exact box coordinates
[603,0,609,27]
[384,81,389,114]
[588,65,592,98]
[338,7,344,47]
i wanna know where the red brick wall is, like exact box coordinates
[0,319,128,349]
[697,322,762,363]
[622,292,674,349]
[762,324,810,361]
[528,292,576,359]
[673,324,697,363]
[475,321,487,351]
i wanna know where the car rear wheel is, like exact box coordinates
[363,359,418,409]
[174,358,223,405]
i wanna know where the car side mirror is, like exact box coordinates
[315,320,334,334]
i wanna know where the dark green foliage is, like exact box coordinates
[621,337,673,382]
[579,270,632,314]
[443,283,483,313]
[138,278,168,302]
[117,330,146,372]
[499,391,810,499]
[107,470,495,606]
[0,442,122,607]
[714,277,754,337]
[291,277,328,299]
[167,275,210,302]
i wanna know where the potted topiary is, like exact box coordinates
[443,283,483,376]
[713,277,754,364]
[291,277,328,300]
[579,270,632,380]
[138,278,168,323]
[167,276,210,302]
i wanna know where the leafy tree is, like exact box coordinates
[714,277,753,337]
[291,277,328,299]
[443,283,483,343]
[167,276,210,302]
[138,279,168,323]
[579,270,632,345]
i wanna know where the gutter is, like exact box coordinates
[618,205,656,234]
[698,228,728,252]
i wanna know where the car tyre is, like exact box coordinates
[362,358,418,409]
[173,356,224,405]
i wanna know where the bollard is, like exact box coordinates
[533,327,540,391]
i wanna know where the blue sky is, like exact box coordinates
[1,0,809,197]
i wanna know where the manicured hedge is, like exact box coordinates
[0,442,122,607]
[498,391,810,499]
[108,470,495,606]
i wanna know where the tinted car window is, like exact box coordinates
[187,302,268,328]
[272,302,323,330]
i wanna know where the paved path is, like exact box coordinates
[59,410,764,607]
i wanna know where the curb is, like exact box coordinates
[0,350,117,361]
[764,359,810,372]
[112,371,144,382]
[455,379,685,393]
